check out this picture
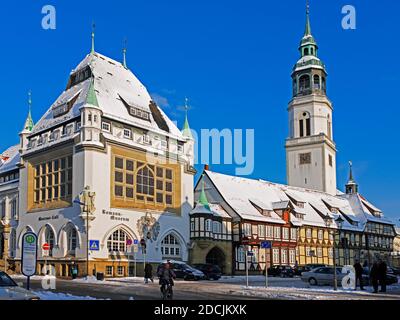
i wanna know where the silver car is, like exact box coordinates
[0,272,40,300]
[301,267,346,286]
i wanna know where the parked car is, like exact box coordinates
[159,261,206,281]
[294,264,328,276]
[389,266,400,276]
[192,264,222,280]
[0,272,40,300]
[301,267,346,286]
[361,267,398,286]
[264,265,295,278]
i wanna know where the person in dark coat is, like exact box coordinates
[353,260,364,290]
[370,261,379,293]
[377,259,387,293]
[144,263,154,284]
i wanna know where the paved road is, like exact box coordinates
[13,276,400,300]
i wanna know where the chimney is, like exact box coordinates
[204,164,209,171]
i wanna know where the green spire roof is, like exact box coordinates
[23,91,34,132]
[123,38,128,69]
[86,78,99,107]
[181,98,193,139]
[198,179,210,211]
[304,1,312,37]
[348,161,355,183]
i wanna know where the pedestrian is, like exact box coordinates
[370,261,379,293]
[377,259,387,293]
[353,260,364,290]
[144,263,154,284]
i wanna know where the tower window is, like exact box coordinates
[329,155,333,167]
[304,48,309,56]
[306,118,311,136]
[299,112,311,137]
[313,75,320,89]
[322,77,326,92]
[299,75,310,93]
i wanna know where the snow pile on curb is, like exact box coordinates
[33,291,98,300]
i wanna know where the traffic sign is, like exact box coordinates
[133,239,139,245]
[89,240,100,251]
[126,239,133,246]
[21,233,38,277]
[42,243,50,251]
[261,241,272,249]
[247,251,254,257]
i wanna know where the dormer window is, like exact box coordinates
[143,134,151,144]
[67,66,92,89]
[297,202,305,208]
[330,207,339,214]
[119,95,151,122]
[53,92,80,118]
[102,122,111,132]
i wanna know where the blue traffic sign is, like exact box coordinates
[247,251,254,256]
[261,241,272,249]
[89,240,100,251]
[133,239,139,245]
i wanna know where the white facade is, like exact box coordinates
[13,50,195,276]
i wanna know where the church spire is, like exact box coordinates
[182,97,193,139]
[23,90,34,132]
[304,0,312,37]
[91,22,95,54]
[345,161,359,195]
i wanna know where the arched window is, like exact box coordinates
[107,229,131,253]
[310,47,314,55]
[313,75,320,89]
[299,112,311,137]
[66,226,78,254]
[304,48,309,56]
[327,114,332,139]
[136,166,155,200]
[322,77,326,92]
[10,229,16,257]
[44,226,55,257]
[213,221,222,234]
[161,234,181,258]
[299,75,310,93]
[292,79,297,96]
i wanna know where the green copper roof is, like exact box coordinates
[91,23,95,54]
[182,112,193,139]
[304,3,312,37]
[86,79,99,107]
[23,91,34,131]
[198,180,210,211]
[23,109,34,132]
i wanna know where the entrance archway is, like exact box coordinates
[206,247,226,274]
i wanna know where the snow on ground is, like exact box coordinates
[32,290,99,300]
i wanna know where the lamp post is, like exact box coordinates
[324,215,344,291]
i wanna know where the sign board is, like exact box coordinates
[261,241,272,249]
[42,243,50,251]
[89,240,100,251]
[21,232,38,277]
[133,245,139,253]
[126,239,133,246]
[133,239,139,245]
[247,251,254,257]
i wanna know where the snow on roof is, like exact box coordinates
[0,144,20,174]
[204,170,394,230]
[209,204,231,219]
[32,52,184,140]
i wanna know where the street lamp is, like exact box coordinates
[324,215,344,291]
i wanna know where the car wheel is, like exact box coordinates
[309,278,318,286]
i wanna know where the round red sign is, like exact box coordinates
[42,243,50,251]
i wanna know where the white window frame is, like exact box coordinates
[102,122,111,132]
[123,129,132,139]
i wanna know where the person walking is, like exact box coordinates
[353,260,364,290]
[378,259,387,293]
[144,263,154,284]
[370,261,379,293]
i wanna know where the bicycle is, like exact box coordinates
[160,280,174,300]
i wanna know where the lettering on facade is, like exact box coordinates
[38,215,59,221]
[102,209,130,222]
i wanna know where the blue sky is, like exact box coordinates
[0,0,399,223]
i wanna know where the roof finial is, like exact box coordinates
[91,22,95,54]
[123,38,128,68]
[23,90,34,132]
[198,176,210,210]
[348,161,354,181]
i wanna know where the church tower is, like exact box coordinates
[285,3,337,195]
